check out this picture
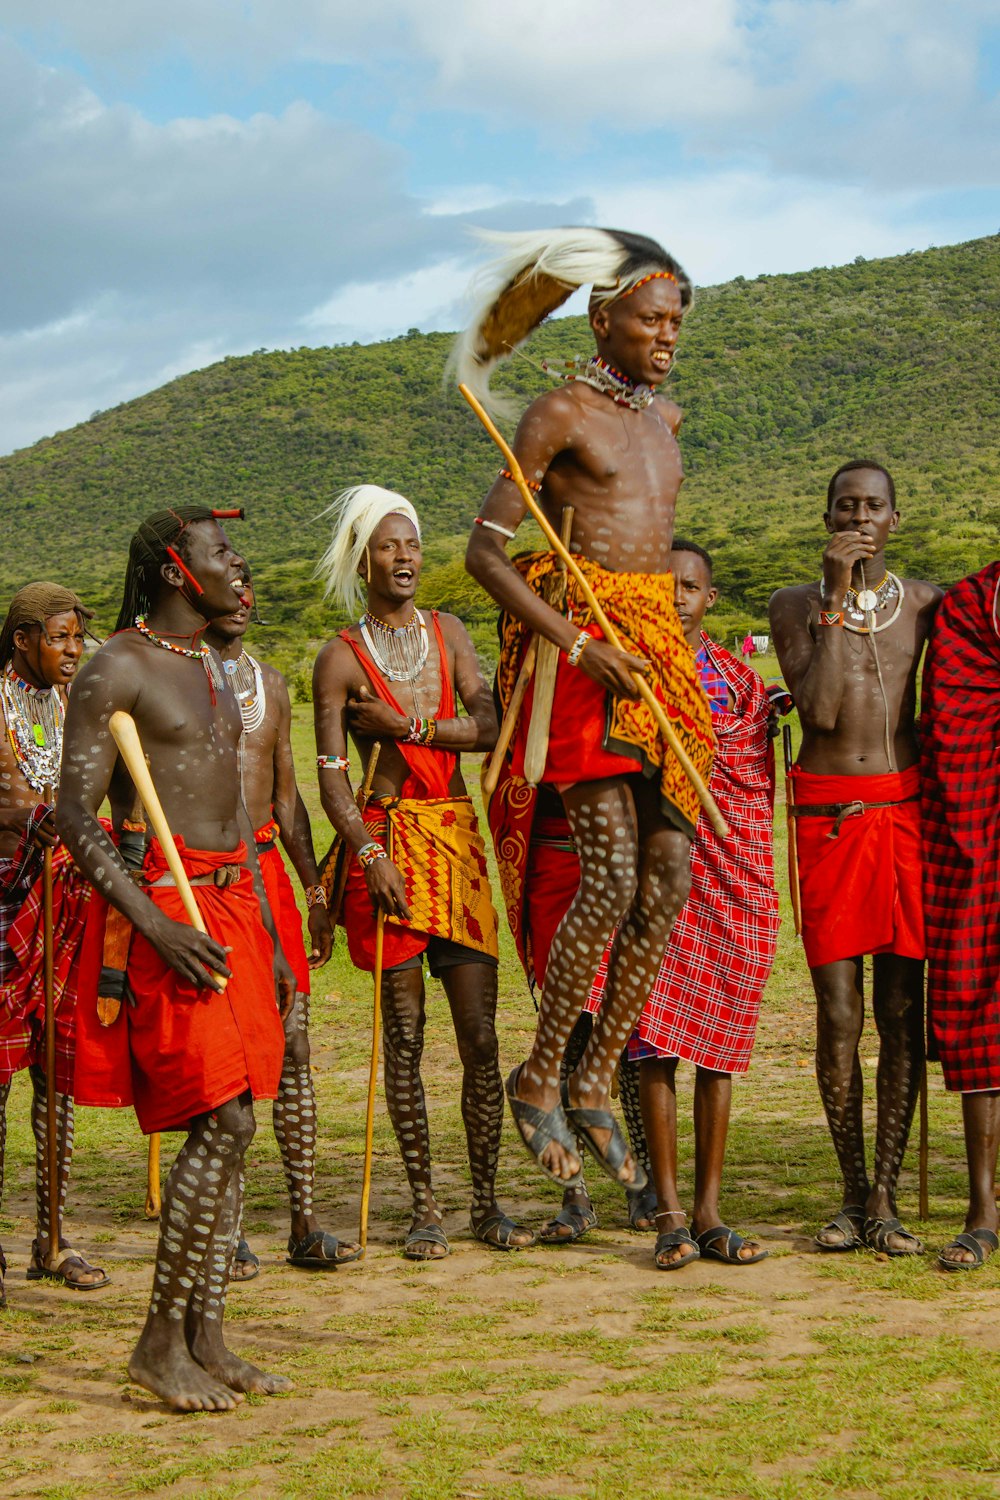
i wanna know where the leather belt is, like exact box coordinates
[147,864,242,888]
[791,795,918,837]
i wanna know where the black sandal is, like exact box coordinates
[403,1223,450,1261]
[937,1227,999,1272]
[287,1229,363,1269]
[864,1216,923,1257]
[626,1187,658,1232]
[814,1205,866,1252]
[538,1203,597,1244]
[696,1224,768,1265]
[471,1212,535,1251]
[561,1084,647,1192]
[505,1066,582,1187]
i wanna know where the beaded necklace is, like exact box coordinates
[223,650,266,734]
[133,615,225,698]
[541,354,656,411]
[359,608,429,683]
[1,665,65,794]
[836,573,904,635]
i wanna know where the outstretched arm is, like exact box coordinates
[57,648,232,991]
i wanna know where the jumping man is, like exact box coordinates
[459,227,715,1190]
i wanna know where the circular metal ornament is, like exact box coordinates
[856,588,879,612]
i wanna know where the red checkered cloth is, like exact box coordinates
[921,560,1000,1093]
[0,809,95,1092]
[586,637,779,1073]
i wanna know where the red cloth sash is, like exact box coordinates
[74,838,285,1134]
[255,826,311,995]
[792,766,924,969]
[339,612,455,798]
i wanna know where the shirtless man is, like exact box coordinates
[60,507,293,1411]
[770,461,941,1256]
[205,587,362,1272]
[0,584,108,1301]
[313,485,531,1258]
[458,227,715,1189]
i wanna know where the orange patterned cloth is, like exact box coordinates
[497,552,715,839]
[342,796,499,972]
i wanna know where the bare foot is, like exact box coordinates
[194,1345,292,1396]
[128,1340,244,1413]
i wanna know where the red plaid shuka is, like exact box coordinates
[921,560,1000,1093]
[0,809,96,1093]
[587,637,779,1072]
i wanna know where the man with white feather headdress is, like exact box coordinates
[312,485,533,1259]
[459,228,716,1263]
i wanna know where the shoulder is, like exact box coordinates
[652,396,683,436]
[769,582,817,617]
[516,384,587,436]
[900,578,944,609]
[257,658,290,707]
[433,611,474,650]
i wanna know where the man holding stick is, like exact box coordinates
[60,507,293,1412]
[313,485,531,1259]
[0,584,108,1301]
[458,227,715,1189]
[770,461,940,1255]
[205,585,361,1272]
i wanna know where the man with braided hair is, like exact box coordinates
[60,506,294,1412]
[205,582,361,1272]
[313,485,531,1259]
[0,583,108,1303]
[459,227,715,1191]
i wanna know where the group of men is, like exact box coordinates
[0,223,996,1415]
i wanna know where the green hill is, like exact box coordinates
[2,233,997,686]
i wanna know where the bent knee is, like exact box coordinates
[457,1024,499,1073]
[212,1095,257,1154]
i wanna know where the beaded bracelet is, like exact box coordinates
[566,630,592,667]
[818,610,844,628]
[357,840,388,870]
[498,466,542,493]
[305,884,328,909]
[317,754,350,771]
[404,717,438,746]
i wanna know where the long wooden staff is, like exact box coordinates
[145,1136,162,1219]
[523,506,575,785]
[108,712,227,990]
[42,786,59,1268]
[782,724,803,937]
[459,383,729,839]
[482,640,537,803]
[918,1063,929,1221]
[359,805,391,1253]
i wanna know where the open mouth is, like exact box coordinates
[650,351,673,373]
[392,567,415,584]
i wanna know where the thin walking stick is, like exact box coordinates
[523,506,575,785]
[482,640,537,802]
[782,724,803,937]
[918,1061,929,1221]
[145,1134,162,1220]
[459,383,729,838]
[42,787,59,1268]
[359,909,385,1253]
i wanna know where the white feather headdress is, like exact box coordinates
[448,226,692,418]
[315,485,421,615]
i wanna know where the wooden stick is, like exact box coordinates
[42,790,59,1267]
[918,1061,929,1221]
[358,910,385,1253]
[108,712,227,989]
[145,1134,162,1220]
[523,506,574,785]
[482,640,537,803]
[782,724,803,937]
[459,383,729,839]
[327,741,383,930]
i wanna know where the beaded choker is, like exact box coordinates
[1,665,64,794]
[843,573,904,634]
[541,355,656,411]
[133,615,224,699]
[360,609,429,683]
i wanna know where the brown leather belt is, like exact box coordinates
[146,865,242,888]
[791,796,918,837]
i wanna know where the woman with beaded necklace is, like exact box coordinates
[313,485,533,1259]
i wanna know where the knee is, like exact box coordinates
[581,858,638,927]
[456,1020,499,1074]
[382,1010,424,1067]
[213,1096,257,1156]
[282,1020,311,1071]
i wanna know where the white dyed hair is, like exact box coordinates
[315,485,421,614]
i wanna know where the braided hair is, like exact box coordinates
[115,506,244,632]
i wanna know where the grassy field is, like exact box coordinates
[1,678,999,1499]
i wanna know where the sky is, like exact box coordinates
[1,1,997,456]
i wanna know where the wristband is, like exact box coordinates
[357,840,388,870]
[404,717,438,745]
[818,610,844,627]
[566,630,592,667]
[305,884,328,909]
[474,515,518,540]
[317,754,350,770]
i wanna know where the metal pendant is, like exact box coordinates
[855,589,879,612]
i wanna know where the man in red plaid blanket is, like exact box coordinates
[534,544,780,1269]
[770,462,941,1258]
[0,582,109,1304]
[920,560,1000,1271]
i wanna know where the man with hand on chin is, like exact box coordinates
[313,485,530,1260]
[770,462,941,1259]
